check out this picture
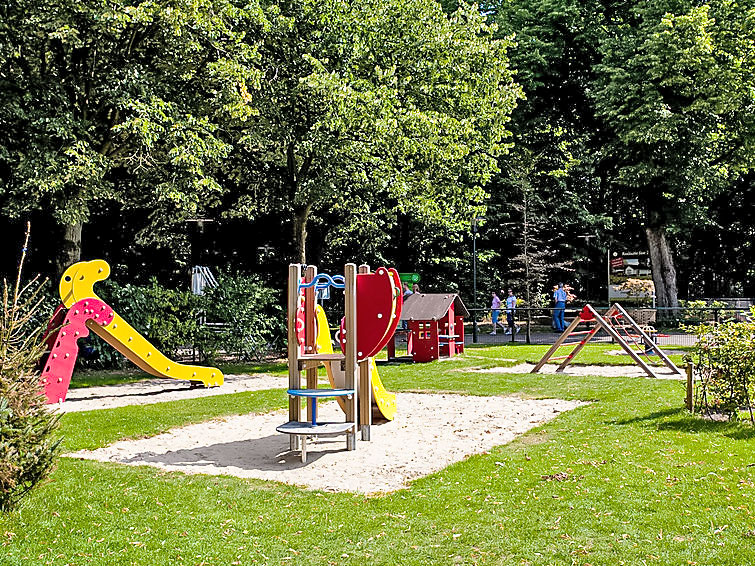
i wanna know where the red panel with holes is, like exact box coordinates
[41,298,115,404]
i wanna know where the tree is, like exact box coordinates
[495,0,755,310]
[592,1,755,311]
[0,226,60,512]
[0,0,263,273]
[224,0,522,263]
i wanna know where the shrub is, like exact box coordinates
[691,308,755,422]
[0,229,60,512]
[84,280,200,368]
[79,273,284,368]
[197,273,285,362]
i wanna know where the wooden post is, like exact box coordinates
[531,313,585,373]
[304,266,318,423]
[358,264,372,441]
[287,264,302,450]
[686,362,694,412]
[344,263,358,450]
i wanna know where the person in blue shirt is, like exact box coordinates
[505,289,519,334]
[553,282,568,332]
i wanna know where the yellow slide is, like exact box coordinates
[315,305,396,420]
[59,260,222,387]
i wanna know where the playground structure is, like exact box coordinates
[531,303,682,379]
[41,260,223,404]
[387,293,468,363]
[277,263,401,462]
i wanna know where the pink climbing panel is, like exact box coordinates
[41,298,115,404]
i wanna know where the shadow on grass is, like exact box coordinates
[613,407,684,425]
[616,407,755,440]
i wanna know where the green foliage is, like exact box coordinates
[198,273,285,363]
[227,0,522,262]
[0,0,264,268]
[0,235,60,512]
[691,308,755,421]
[82,275,283,368]
[85,280,200,368]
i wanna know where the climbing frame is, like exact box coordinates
[531,304,682,379]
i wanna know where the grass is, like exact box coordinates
[70,360,288,389]
[3,343,755,564]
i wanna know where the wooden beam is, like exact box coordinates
[287,264,302,450]
[555,305,615,372]
[344,263,358,450]
[613,303,682,375]
[531,314,584,373]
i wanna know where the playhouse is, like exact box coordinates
[387,293,468,363]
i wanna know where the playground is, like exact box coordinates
[3,260,755,565]
[7,339,755,565]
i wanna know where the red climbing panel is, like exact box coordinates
[41,298,115,404]
[356,267,401,359]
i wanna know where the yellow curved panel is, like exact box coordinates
[315,305,395,420]
[59,260,223,387]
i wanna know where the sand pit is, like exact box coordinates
[68,392,584,494]
[477,362,683,379]
[60,373,295,413]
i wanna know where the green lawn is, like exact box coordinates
[69,361,288,389]
[3,344,755,565]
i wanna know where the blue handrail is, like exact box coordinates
[298,273,345,292]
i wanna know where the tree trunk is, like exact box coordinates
[645,224,679,318]
[292,204,312,264]
[57,221,83,276]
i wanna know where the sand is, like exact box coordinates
[478,362,684,379]
[67,392,585,494]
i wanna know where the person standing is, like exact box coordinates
[505,288,519,334]
[489,291,502,335]
[402,282,414,300]
[553,282,567,332]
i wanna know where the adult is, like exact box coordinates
[402,282,414,299]
[553,282,567,332]
[490,291,502,335]
[505,288,519,335]
[401,282,414,329]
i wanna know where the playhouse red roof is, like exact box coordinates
[400,293,469,321]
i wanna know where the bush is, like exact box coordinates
[197,273,285,362]
[0,233,60,512]
[691,308,755,422]
[79,273,284,368]
[83,280,201,368]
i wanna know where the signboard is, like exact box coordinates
[399,273,420,284]
[608,251,655,303]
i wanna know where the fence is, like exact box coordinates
[465,305,753,347]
